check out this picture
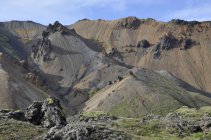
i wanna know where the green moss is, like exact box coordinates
[46,98,55,105]
[109,93,180,118]
[115,118,166,137]
[192,132,204,139]
[176,106,200,118]
[200,106,211,114]
[175,106,211,119]
[0,119,46,140]
[111,117,211,140]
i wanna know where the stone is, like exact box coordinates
[41,97,67,128]
[25,97,66,128]
[188,125,203,133]
[8,110,26,121]
[25,101,43,125]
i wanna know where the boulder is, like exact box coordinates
[25,97,67,128]
[25,101,43,125]
[41,97,66,128]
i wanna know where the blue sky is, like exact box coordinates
[0,0,211,25]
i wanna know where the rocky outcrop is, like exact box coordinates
[153,43,161,59]
[165,113,204,134]
[141,107,211,136]
[41,124,131,140]
[153,34,177,59]
[25,97,66,128]
[24,72,45,86]
[115,16,140,29]
[31,21,76,63]
[159,34,177,50]
[170,19,200,26]
[25,101,43,125]
[0,97,66,128]
[0,109,26,121]
[137,40,150,48]
[180,38,195,50]
[41,97,66,128]
[42,21,75,37]
[31,37,53,62]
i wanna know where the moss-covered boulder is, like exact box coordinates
[16,97,67,128]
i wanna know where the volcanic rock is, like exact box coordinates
[25,97,66,128]
[137,40,150,48]
[115,16,140,29]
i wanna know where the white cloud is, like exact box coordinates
[0,0,129,24]
[6,0,210,26]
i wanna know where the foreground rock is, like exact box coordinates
[26,97,67,128]
[2,105,211,139]
[0,97,67,128]
[138,106,211,139]
[41,124,131,140]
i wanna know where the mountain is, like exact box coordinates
[71,17,211,93]
[1,17,211,139]
[83,68,211,117]
[0,18,211,117]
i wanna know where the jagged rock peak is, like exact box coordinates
[42,21,76,37]
[169,19,201,26]
[115,16,141,29]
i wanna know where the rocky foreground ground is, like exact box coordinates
[1,97,211,139]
